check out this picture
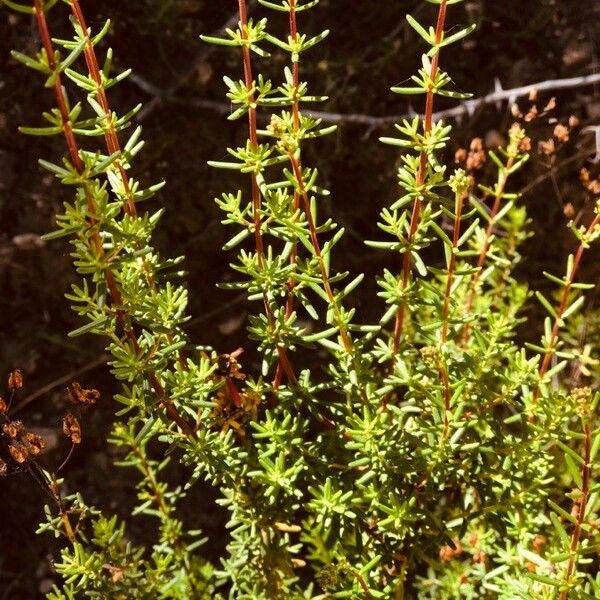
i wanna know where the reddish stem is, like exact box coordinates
[288,155,353,354]
[276,0,302,388]
[528,211,600,415]
[238,0,296,387]
[391,0,449,355]
[441,190,467,341]
[70,0,136,216]
[559,421,591,600]
[32,0,193,435]
[461,156,515,345]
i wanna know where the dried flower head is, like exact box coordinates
[3,420,24,439]
[524,105,538,122]
[0,458,6,476]
[216,350,246,380]
[9,441,29,464]
[454,147,467,164]
[518,136,532,153]
[543,97,556,112]
[553,124,569,143]
[533,535,547,552]
[563,202,575,218]
[465,138,485,171]
[67,381,100,405]
[63,413,82,444]
[8,369,23,390]
[24,432,46,456]
[539,138,556,156]
[0,397,7,415]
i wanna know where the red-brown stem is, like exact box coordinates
[438,188,467,434]
[32,1,193,435]
[441,190,467,341]
[559,421,591,600]
[391,0,448,355]
[461,156,515,345]
[439,362,451,438]
[535,213,600,400]
[276,0,302,388]
[69,0,136,217]
[66,0,192,370]
[238,0,296,387]
[288,155,353,354]
[539,217,600,378]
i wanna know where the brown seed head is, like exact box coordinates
[8,369,23,390]
[454,147,467,164]
[24,432,46,456]
[3,420,24,439]
[465,138,486,170]
[9,442,29,464]
[519,136,532,153]
[539,139,556,156]
[0,397,7,415]
[526,561,537,573]
[553,124,570,143]
[587,179,600,195]
[439,545,454,562]
[67,382,100,405]
[524,105,538,122]
[63,413,82,445]
[563,203,575,218]
[543,97,556,112]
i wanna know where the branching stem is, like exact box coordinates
[32,0,193,436]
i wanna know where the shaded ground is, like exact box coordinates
[1,0,599,596]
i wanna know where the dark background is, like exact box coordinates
[1,1,599,596]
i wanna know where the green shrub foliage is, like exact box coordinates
[2,0,600,597]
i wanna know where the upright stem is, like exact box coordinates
[70,0,137,217]
[276,0,302,388]
[288,155,353,354]
[32,0,193,436]
[238,0,297,386]
[461,156,515,345]
[559,421,591,600]
[531,212,600,412]
[70,0,190,372]
[391,0,448,355]
[441,189,467,341]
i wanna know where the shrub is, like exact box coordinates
[1,0,599,598]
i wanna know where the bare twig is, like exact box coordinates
[130,70,600,126]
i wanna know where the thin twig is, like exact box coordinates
[129,70,600,127]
